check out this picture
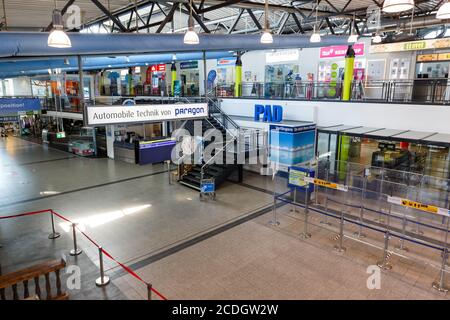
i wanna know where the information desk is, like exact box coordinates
[137,138,176,165]
[113,137,176,165]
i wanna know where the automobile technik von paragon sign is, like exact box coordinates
[86,103,208,125]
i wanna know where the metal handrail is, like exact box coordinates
[200,138,236,181]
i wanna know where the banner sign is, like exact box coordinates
[180,61,198,69]
[387,196,450,216]
[417,53,450,62]
[303,177,349,192]
[266,49,299,64]
[370,38,450,53]
[0,98,41,115]
[217,57,237,67]
[0,116,19,122]
[86,103,208,125]
[320,43,365,58]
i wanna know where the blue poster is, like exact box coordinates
[0,98,41,115]
[269,124,316,165]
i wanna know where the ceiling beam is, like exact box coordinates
[155,4,177,33]
[246,9,262,30]
[90,0,128,32]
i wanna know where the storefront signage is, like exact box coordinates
[0,116,19,122]
[217,58,237,67]
[266,49,299,64]
[180,61,198,69]
[371,38,450,53]
[388,196,450,216]
[254,104,283,122]
[86,103,208,125]
[303,177,349,192]
[320,43,365,58]
[149,64,166,72]
[417,53,450,62]
[288,166,314,191]
[0,98,41,115]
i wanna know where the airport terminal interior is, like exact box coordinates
[2,0,450,302]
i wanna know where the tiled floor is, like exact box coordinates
[1,136,449,300]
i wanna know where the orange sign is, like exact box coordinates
[417,52,450,62]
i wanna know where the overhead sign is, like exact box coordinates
[370,38,450,53]
[303,177,348,192]
[0,98,41,115]
[387,196,450,216]
[217,57,237,67]
[320,43,365,58]
[266,49,299,64]
[149,64,166,72]
[180,61,198,69]
[86,103,208,125]
[417,53,450,62]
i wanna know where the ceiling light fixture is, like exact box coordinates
[260,0,273,44]
[48,9,72,48]
[348,14,358,43]
[310,0,321,43]
[437,1,450,19]
[183,0,199,44]
[382,0,414,13]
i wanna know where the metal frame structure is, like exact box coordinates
[0,1,447,40]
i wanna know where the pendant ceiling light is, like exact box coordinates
[183,0,199,44]
[48,9,71,48]
[382,0,414,13]
[260,0,273,44]
[437,2,450,19]
[310,0,321,43]
[348,15,358,43]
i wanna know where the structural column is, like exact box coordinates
[342,45,355,101]
[234,52,242,98]
[171,62,177,96]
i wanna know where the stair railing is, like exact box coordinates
[207,97,240,139]
[0,259,68,300]
[200,138,237,183]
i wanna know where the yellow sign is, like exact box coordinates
[417,53,450,62]
[388,196,449,216]
[303,177,348,192]
[371,38,450,53]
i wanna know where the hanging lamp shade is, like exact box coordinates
[437,2,450,19]
[310,32,321,43]
[260,30,273,44]
[382,0,414,13]
[183,28,199,44]
[348,34,358,43]
[48,9,71,48]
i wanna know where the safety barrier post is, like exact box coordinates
[48,210,61,240]
[334,210,346,253]
[375,168,385,223]
[300,186,311,239]
[354,170,367,238]
[290,187,300,213]
[147,283,153,300]
[395,215,409,252]
[95,246,110,287]
[269,173,280,226]
[377,231,393,270]
[69,223,82,256]
[433,217,449,292]
[320,167,331,226]
[166,160,173,185]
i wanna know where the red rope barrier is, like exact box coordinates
[0,208,168,300]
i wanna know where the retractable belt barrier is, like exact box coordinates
[0,209,167,300]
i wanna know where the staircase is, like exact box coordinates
[179,99,242,191]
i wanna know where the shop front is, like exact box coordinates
[145,64,166,96]
[0,98,41,138]
[264,49,301,99]
[317,125,450,179]
[179,61,200,96]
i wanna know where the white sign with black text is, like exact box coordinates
[86,103,208,125]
